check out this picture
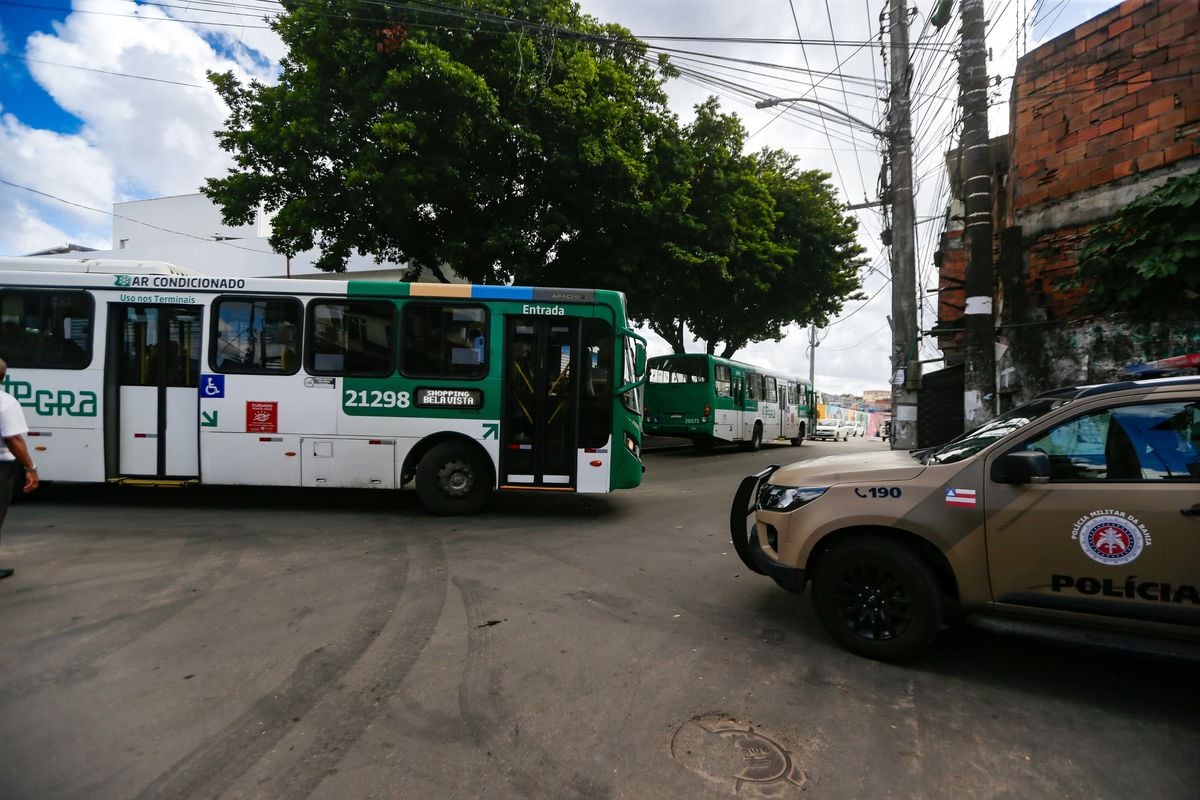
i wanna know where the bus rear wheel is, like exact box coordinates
[416,441,493,516]
[741,423,763,452]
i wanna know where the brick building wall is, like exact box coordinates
[1005,0,1200,323]
[932,0,1200,407]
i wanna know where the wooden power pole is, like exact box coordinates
[959,0,995,428]
[888,0,919,450]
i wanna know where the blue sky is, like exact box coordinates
[0,0,1119,393]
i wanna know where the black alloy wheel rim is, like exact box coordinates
[829,560,913,641]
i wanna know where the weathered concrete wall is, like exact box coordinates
[998,317,1200,407]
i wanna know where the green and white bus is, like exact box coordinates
[644,354,814,450]
[0,257,647,514]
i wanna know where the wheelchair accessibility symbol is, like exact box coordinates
[201,374,225,398]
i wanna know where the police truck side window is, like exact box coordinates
[1025,402,1200,481]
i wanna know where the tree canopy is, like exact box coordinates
[204,0,866,358]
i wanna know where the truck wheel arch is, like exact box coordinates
[806,525,961,613]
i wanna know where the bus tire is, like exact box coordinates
[741,422,763,452]
[791,424,805,446]
[415,441,493,516]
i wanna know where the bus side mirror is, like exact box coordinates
[991,451,1051,485]
[635,343,647,381]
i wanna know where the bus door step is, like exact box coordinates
[107,478,201,489]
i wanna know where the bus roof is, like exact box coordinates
[649,352,811,385]
[0,256,202,276]
[0,256,623,306]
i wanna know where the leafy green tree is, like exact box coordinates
[204,2,866,358]
[625,100,865,357]
[204,0,672,281]
[1078,171,1200,316]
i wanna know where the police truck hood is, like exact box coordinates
[769,449,927,486]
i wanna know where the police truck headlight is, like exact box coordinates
[757,484,827,512]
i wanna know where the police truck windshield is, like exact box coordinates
[923,397,1070,464]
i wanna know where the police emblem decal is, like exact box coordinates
[1071,511,1150,566]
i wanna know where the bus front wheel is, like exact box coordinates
[416,441,493,516]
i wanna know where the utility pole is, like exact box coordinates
[960,0,995,428]
[887,0,918,450]
[807,324,818,389]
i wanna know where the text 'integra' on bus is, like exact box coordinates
[0,257,648,514]
[644,354,815,451]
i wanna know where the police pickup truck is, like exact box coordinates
[731,376,1200,661]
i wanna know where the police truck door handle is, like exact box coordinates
[1181,505,1200,517]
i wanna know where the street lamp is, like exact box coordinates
[754,97,889,140]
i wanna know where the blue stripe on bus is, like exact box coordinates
[471,286,534,301]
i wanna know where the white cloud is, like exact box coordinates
[23,0,275,201]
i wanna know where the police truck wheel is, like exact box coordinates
[415,441,493,516]
[811,536,943,662]
[741,423,763,452]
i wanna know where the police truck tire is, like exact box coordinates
[415,441,493,516]
[811,536,943,662]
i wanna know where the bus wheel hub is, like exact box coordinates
[439,461,472,496]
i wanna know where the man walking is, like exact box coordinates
[0,357,39,579]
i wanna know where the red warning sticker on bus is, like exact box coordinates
[246,401,278,433]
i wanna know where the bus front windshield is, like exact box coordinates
[649,357,707,384]
[922,396,1073,464]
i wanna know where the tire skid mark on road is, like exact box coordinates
[0,530,247,707]
[132,531,417,800]
[454,578,612,800]
[272,537,449,798]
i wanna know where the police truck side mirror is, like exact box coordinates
[991,451,1052,485]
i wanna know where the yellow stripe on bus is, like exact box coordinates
[409,284,472,298]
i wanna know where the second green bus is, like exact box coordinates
[644,354,815,450]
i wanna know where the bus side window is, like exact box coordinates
[307,300,395,376]
[402,304,488,379]
[715,364,732,397]
[212,297,302,375]
[765,376,777,404]
[0,289,93,370]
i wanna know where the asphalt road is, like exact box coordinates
[0,438,1196,799]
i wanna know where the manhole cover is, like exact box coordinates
[671,715,805,795]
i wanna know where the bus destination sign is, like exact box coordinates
[415,388,483,410]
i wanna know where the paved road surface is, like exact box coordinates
[0,439,1196,799]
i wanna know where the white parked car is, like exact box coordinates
[812,418,852,441]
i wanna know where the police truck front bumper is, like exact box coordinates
[729,466,808,594]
